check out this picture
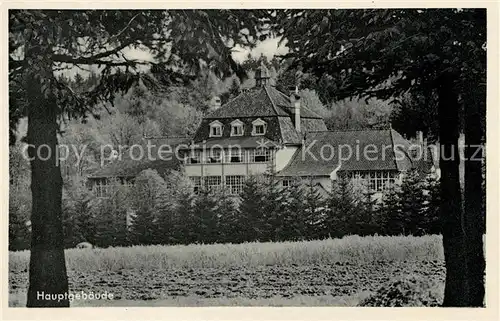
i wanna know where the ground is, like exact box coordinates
[8,235,445,307]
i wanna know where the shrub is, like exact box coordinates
[358,274,443,307]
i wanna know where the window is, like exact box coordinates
[207,149,223,163]
[205,176,222,190]
[231,119,244,136]
[282,179,294,188]
[186,151,201,164]
[189,176,202,193]
[226,175,244,195]
[345,171,397,192]
[94,179,114,198]
[209,120,223,137]
[251,118,266,136]
[250,148,271,162]
[227,148,243,163]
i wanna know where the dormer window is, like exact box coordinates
[231,119,244,136]
[252,118,267,136]
[209,120,223,137]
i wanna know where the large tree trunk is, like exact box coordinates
[463,88,486,306]
[437,72,468,307]
[26,75,69,307]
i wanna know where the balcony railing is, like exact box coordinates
[185,149,273,165]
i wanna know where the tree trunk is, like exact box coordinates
[464,88,485,307]
[437,72,468,307]
[26,76,69,307]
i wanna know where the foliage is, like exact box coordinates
[61,178,95,247]
[92,181,130,247]
[324,177,360,238]
[238,176,265,242]
[359,274,443,307]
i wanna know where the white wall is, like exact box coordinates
[275,146,298,172]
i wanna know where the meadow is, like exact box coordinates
[9,235,446,307]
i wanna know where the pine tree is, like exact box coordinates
[281,181,307,241]
[261,175,287,242]
[325,177,359,238]
[376,183,403,235]
[238,176,264,242]
[216,191,239,243]
[422,174,441,235]
[93,186,129,247]
[302,178,327,240]
[192,189,219,244]
[356,188,379,236]
[130,170,167,245]
[399,169,427,235]
[173,189,196,245]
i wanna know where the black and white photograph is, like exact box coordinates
[6,5,492,312]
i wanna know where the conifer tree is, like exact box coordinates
[216,191,239,243]
[130,170,167,245]
[192,189,219,244]
[261,174,287,241]
[356,188,379,236]
[422,174,441,235]
[173,189,196,245]
[376,183,403,235]
[325,176,359,238]
[93,184,129,247]
[302,178,327,240]
[281,181,307,241]
[399,169,427,235]
[238,176,264,242]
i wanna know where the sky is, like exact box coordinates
[231,37,288,62]
[65,37,288,79]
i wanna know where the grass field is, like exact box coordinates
[9,235,446,307]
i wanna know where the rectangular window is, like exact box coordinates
[228,148,242,163]
[254,124,265,135]
[189,176,202,193]
[94,179,112,198]
[282,179,293,188]
[205,176,222,190]
[186,151,201,164]
[225,175,244,195]
[207,149,222,163]
[249,148,271,162]
[231,125,243,136]
[344,171,397,192]
[210,125,222,137]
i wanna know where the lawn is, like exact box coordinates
[9,235,445,307]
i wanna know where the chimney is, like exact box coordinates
[212,96,221,110]
[289,86,301,132]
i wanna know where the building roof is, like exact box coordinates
[205,85,323,119]
[88,137,188,179]
[193,85,327,145]
[277,129,432,177]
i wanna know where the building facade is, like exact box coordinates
[88,65,434,198]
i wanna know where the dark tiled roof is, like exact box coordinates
[301,118,328,133]
[205,86,323,119]
[277,129,423,177]
[192,117,287,145]
[194,86,326,145]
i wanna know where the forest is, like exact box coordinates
[9,9,485,307]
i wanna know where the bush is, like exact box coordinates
[358,274,443,307]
